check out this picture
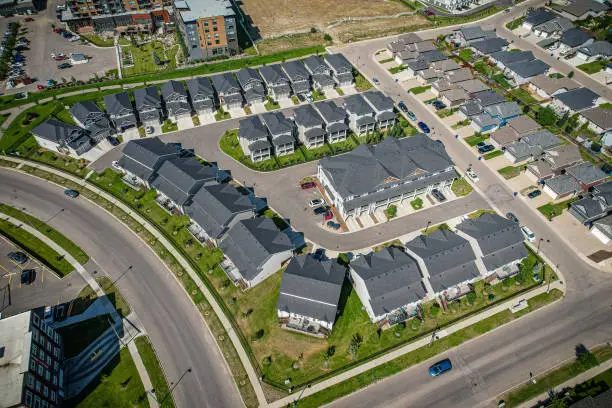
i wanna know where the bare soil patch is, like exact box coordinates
[328,14,431,43]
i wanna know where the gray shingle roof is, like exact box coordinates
[471,37,509,54]
[460,100,483,117]
[32,119,88,144]
[545,174,582,195]
[351,247,425,315]
[294,104,324,128]
[314,100,347,124]
[185,182,254,239]
[303,55,330,75]
[261,111,294,136]
[70,100,104,124]
[319,134,454,197]
[456,79,490,94]
[344,94,374,116]
[406,59,430,72]
[238,115,269,142]
[161,80,187,100]
[398,32,423,45]
[118,138,179,182]
[569,194,612,221]
[420,49,447,63]
[507,115,541,135]
[566,162,607,185]
[580,107,612,130]
[363,91,394,112]
[551,0,609,18]
[529,74,579,95]
[211,72,241,94]
[505,59,550,78]
[473,89,507,107]
[258,64,290,86]
[445,68,474,83]
[104,91,133,117]
[578,41,612,58]
[459,26,487,41]
[555,88,600,111]
[281,60,310,81]
[405,229,479,292]
[219,218,293,281]
[134,86,161,111]
[472,114,501,129]
[186,77,214,102]
[150,157,220,206]
[560,28,593,48]
[324,53,352,74]
[524,9,556,26]
[276,255,346,324]
[485,102,523,119]
[236,67,264,90]
[522,129,562,150]
[489,50,535,65]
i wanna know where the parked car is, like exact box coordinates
[301,181,316,190]
[57,62,72,69]
[432,100,447,110]
[20,269,36,285]
[506,212,519,223]
[466,168,479,182]
[8,251,28,264]
[398,101,408,113]
[107,136,120,146]
[145,126,154,134]
[24,17,34,22]
[372,77,380,85]
[476,141,487,148]
[429,359,452,376]
[418,122,430,133]
[36,84,45,90]
[521,226,535,242]
[111,160,121,170]
[309,198,325,208]
[305,93,314,103]
[478,144,494,154]
[407,111,417,121]
[64,189,79,198]
[527,189,541,199]
[313,248,325,260]
[313,206,329,215]
[324,210,333,221]
[431,188,446,202]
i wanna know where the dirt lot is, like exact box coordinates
[328,14,431,43]
[255,32,328,55]
[241,0,411,38]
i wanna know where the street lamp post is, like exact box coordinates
[152,367,192,406]
[425,220,432,233]
[292,384,311,407]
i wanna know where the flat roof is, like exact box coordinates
[177,0,234,22]
[0,311,32,407]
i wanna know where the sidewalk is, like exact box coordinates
[518,358,612,408]
[1,156,267,406]
[268,281,564,408]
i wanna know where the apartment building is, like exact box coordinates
[175,0,239,61]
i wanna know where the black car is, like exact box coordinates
[506,212,519,223]
[478,144,495,154]
[57,62,72,69]
[398,101,408,113]
[8,251,28,264]
[431,188,446,202]
[432,101,447,110]
[313,206,329,215]
[313,248,325,261]
[107,136,120,146]
[527,190,542,199]
[21,269,36,285]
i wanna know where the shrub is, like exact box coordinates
[349,333,363,357]
[466,291,477,305]
[323,33,332,42]
[430,303,441,317]
[568,71,574,78]
[386,204,397,218]
[576,344,599,369]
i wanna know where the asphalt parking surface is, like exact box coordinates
[0,235,86,317]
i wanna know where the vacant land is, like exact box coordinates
[241,0,414,38]
[329,15,430,43]
[254,32,327,55]
[122,39,180,77]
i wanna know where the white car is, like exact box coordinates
[466,169,479,182]
[145,126,154,134]
[521,226,535,242]
[111,160,121,170]
[309,198,325,208]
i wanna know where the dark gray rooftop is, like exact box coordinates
[489,50,535,65]
[118,138,179,182]
[104,91,133,116]
[211,72,241,94]
[281,60,310,81]
[134,86,161,110]
[261,111,294,136]
[471,37,509,54]
[313,100,347,124]
[473,89,506,107]
[560,28,593,48]
[258,64,289,85]
[186,77,214,101]
[524,9,556,27]
[505,59,550,78]
[406,59,430,72]
[566,162,606,185]
[420,49,447,63]
[459,26,487,41]
[555,88,600,111]
[484,101,523,119]
[544,174,582,195]
[236,67,263,88]
[363,91,394,112]
[351,247,425,316]
[303,55,329,74]
[238,115,269,142]
[70,100,104,124]
[294,104,324,128]
[161,80,187,99]
[343,94,374,116]
[150,157,220,206]
[324,53,352,73]
[219,218,293,281]
[32,119,87,144]
[276,255,346,324]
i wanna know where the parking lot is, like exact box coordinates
[0,236,86,318]
[0,8,117,95]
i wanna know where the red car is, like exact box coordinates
[24,17,34,22]
[324,210,333,221]
[300,181,316,190]
[36,84,45,90]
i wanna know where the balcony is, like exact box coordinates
[219,257,242,284]
[281,316,329,337]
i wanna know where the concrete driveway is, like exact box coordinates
[177,116,194,130]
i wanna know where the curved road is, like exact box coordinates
[0,169,244,408]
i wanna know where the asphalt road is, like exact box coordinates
[0,169,244,408]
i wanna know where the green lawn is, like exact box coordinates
[464,133,489,146]
[260,208,289,231]
[510,88,537,105]
[492,74,512,89]
[410,197,423,210]
[468,209,496,219]
[577,60,608,74]
[312,89,327,101]
[537,197,579,220]
[264,97,280,111]
[298,288,564,408]
[600,103,612,110]
[0,203,89,264]
[215,109,231,121]
[68,348,148,408]
[563,367,612,405]
[336,88,344,96]
[82,34,115,47]
[451,178,473,197]
[459,49,474,63]
[121,39,180,77]
[483,150,504,160]
[135,337,175,408]
[57,314,112,358]
[474,60,494,76]
[0,219,74,276]
[498,165,526,179]
[161,120,178,133]
[409,85,431,95]
[506,16,526,30]
[389,65,407,74]
[378,58,394,64]
[422,222,450,235]
[354,73,373,91]
[219,129,280,171]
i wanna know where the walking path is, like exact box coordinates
[268,281,564,408]
[0,210,159,408]
[1,156,267,406]
[517,358,612,408]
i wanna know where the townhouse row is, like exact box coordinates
[237,91,397,162]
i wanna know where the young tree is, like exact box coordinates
[536,106,558,126]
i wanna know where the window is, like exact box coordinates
[37,364,43,376]
[46,342,51,352]
[54,333,59,343]
[205,28,209,32]
[33,398,40,408]
[27,373,35,387]
[212,19,217,24]
[32,329,39,342]
[52,375,57,385]
[39,349,44,359]
[42,402,49,408]
[53,348,59,358]
[30,358,36,371]
[53,361,59,371]
[35,380,41,392]
[50,391,56,402]
[32,314,40,326]
[45,370,51,381]
[25,391,33,405]
[207,42,212,46]
[31,344,38,355]
[215,40,220,44]
[204,21,208,26]
[214,33,219,38]
[43,385,49,397]
[213,27,218,32]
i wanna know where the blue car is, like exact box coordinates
[418,122,430,133]
[429,359,452,376]
[64,189,79,198]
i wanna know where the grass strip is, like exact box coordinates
[135,336,175,408]
[0,218,74,276]
[483,150,504,160]
[0,202,89,264]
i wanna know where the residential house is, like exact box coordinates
[398,32,423,46]
[417,68,442,84]
[395,49,420,65]
[528,74,580,98]
[134,86,163,125]
[420,49,448,64]
[344,94,376,135]
[261,111,296,156]
[104,91,136,131]
[151,157,223,210]
[161,80,192,122]
[550,0,609,21]
[237,116,272,162]
[557,28,594,54]
[566,161,607,192]
[521,9,556,31]
[431,59,461,73]
[318,135,456,219]
[363,91,396,130]
[350,247,426,325]
[303,55,335,90]
[70,101,113,143]
[405,58,430,77]
[293,104,326,149]
[488,50,535,71]
[569,187,612,223]
[184,182,255,242]
[281,60,311,95]
[459,100,484,120]
[277,255,346,336]
[259,64,291,100]
[490,127,520,148]
[504,59,550,85]
[432,79,457,98]
[532,16,574,38]
[440,88,470,107]
[504,129,562,163]
[470,37,509,57]
[542,174,582,200]
[405,229,481,301]
[236,67,266,105]
[313,100,349,144]
[471,114,502,133]
[473,89,507,108]
[444,68,474,84]
[576,41,612,62]
[490,115,541,148]
[117,138,180,186]
[456,213,528,278]
[186,77,215,115]
[456,79,490,95]
[453,26,495,45]
[218,217,293,288]
[324,53,354,87]
[590,215,612,244]
[552,87,600,114]
[211,72,243,109]
[31,119,93,157]
[578,107,612,137]
[484,102,523,123]
[526,144,582,182]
